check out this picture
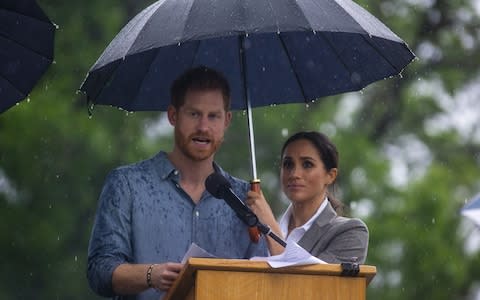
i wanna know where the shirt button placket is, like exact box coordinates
[192,209,200,242]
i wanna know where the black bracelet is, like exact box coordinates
[146,264,156,288]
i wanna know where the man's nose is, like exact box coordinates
[196,115,210,131]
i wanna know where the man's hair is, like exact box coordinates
[170,66,231,111]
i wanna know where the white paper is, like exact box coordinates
[181,243,216,264]
[250,241,326,268]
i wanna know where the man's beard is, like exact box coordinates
[175,130,223,161]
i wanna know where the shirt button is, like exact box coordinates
[195,211,199,217]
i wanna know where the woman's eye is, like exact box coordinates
[282,160,293,169]
[303,161,314,168]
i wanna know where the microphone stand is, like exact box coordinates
[231,204,287,248]
[256,222,287,248]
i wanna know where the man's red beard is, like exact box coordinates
[174,130,223,161]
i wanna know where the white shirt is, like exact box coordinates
[279,197,328,244]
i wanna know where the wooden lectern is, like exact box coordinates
[164,258,376,300]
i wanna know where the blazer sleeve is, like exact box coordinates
[302,218,369,264]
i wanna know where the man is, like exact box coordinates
[87,66,268,300]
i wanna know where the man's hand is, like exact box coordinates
[151,262,183,291]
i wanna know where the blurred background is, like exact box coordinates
[1,0,480,299]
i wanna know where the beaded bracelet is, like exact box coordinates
[146,264,156,288]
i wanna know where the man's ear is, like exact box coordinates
[224,111,232,128]
[167,105,177,125]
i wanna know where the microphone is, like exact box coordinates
[205,172,258,227]
[205,172,287,248]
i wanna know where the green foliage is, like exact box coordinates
[1,0,479,299]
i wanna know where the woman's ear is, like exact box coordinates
[327,168,338,185]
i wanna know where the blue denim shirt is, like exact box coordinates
[87,151,267,300]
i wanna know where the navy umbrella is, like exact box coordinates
[80,0,415,180]
[0,0,56,113]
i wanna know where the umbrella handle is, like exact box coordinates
[248,179,262,243]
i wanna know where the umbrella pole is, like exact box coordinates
[246,95,258,181]
[239,34,259,182]
[246,94,262,243]
[240,34,261,243]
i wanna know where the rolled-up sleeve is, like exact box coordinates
[87,169,133,297]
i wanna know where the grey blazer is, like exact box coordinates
[298,201,369,264]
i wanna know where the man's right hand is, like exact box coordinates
[112,262,183,295]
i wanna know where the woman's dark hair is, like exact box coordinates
[281,131,344,215]
[170,66,231,111]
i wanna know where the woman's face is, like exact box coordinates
[281,139,337,205]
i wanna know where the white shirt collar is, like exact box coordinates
[279,197,329,244]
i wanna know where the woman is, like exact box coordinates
[247,131,369,264]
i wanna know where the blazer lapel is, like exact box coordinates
[298,202,337,253]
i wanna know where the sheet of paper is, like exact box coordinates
[250,241,325,268]
[181,243,216,264]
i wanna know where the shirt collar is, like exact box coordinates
[153,151,226,180]
[279,197,329,237]
[153,151,177,180]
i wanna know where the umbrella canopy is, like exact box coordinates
[461,194,480,227]
[80,0,415,111]
[80,0,415,179]
[0,0,56,113]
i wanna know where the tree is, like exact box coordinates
[0,0,479,299]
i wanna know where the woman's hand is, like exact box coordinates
[246,190,285,255]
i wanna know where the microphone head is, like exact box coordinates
[205,172,232,199]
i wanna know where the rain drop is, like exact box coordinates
[431,218,436,224]
[74,256,78,262]
[53,23,60,30]
[26,97,31,103]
